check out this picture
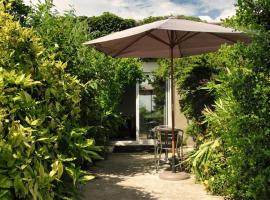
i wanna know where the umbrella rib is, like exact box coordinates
[112,30,152,57]
[177,44,182,57]
[175,32,190,44]
[178,32,200,44]
[147,32,170,46]
[167,30,172,46]
[208,33,236,43]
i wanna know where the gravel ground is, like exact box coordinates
[81,153,223,200]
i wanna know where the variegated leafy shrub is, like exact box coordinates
[0,4,101,200]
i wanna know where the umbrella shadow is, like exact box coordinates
[80,153,159,200]
[80,175,157,200]
[91,152,159,177]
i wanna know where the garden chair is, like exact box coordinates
[153,125,184,171]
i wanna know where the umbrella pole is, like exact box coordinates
[170,46,176,173]
[159,46,190,180]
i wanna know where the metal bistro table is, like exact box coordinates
[153,125,184,171]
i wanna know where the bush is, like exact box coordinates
[186,40,270,199]
[0,6,100,199]
[202,67,270,199]
[185,0,270,198]
[28,3,143,143]
[156,54,219,142]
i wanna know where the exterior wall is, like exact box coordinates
[134,61,194,145]
[142,62,159,73]
[174,88,188,130]
[136,83,139,141]
[174,85,194,146]
[136,62,160,141]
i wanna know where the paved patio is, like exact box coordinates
[81,152,223,200]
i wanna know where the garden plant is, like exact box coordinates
[2,0,270,199]
[0,2,101,199]
[158,0,270,199]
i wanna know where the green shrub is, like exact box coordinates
[202,67,270,199]
[0,6,100,199]
[28,3,143,143]
[185,0,270,198]
[4,0,31,26]
[156,54,219,142]
[186,42,270,199]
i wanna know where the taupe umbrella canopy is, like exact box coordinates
[84,18,250,58]
[84,18,250,174]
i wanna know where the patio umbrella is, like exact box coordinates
[84,18,250,177]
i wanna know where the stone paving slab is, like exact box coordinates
[81,153,223,200]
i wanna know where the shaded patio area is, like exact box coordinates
[81,153,223,200]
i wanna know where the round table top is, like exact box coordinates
[155,126,182,132]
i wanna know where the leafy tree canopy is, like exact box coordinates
[81,12,136,38]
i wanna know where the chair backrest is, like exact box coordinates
[151,124,168,132]
[153,125,184,148]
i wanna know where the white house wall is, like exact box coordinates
[136,83,140,141]
[136,62,188,141]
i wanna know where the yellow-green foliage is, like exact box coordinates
[0,6,100,200]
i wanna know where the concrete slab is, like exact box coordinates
[81,153,223,200]
[112,139,155,146]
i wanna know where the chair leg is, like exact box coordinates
[177,147,181,160]
[158,147,162,171]
[165,139,168,162]
[154,146,157,170]
[176,147,181,171]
